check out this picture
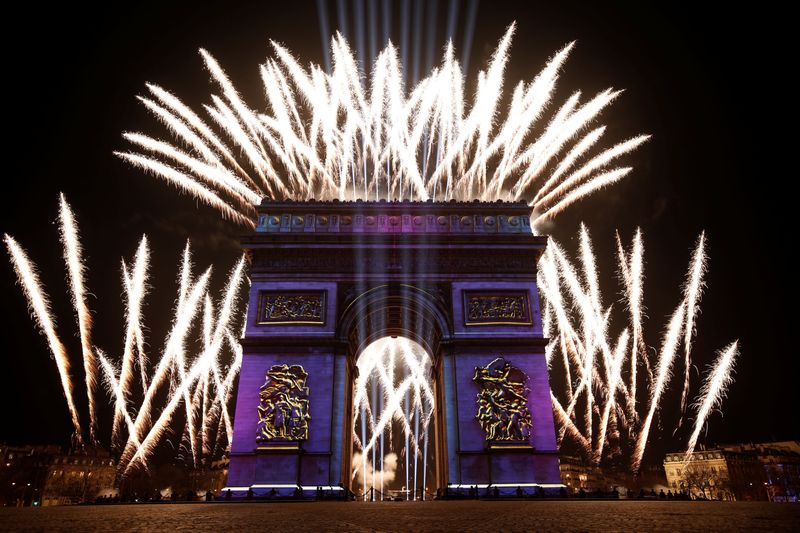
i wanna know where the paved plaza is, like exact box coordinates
[1,501,798,532]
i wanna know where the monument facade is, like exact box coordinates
[225,200,563,497]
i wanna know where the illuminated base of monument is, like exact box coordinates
[224,200,564,499]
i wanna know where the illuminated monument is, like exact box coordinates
[226,200,563,498]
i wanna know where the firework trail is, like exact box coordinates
[113,236,150,445]
[124,256,246,473]
[679,231,707,423]
[96,349,144,466]
[615,228,648,421]
[58,194,99,443]
[6,197,245,474]
[683,341,739,461]
[120,24,647,229]
[4,234,83,445]
[117,267,212,471]
[541,229,739,471]
[595,328,629,463]
[124,342,210,473]
[631,302,685,473]
[352,337,434,499]
[114,152,256,228]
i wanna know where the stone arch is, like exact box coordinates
[337,284,453,361]
[337,284,453,497]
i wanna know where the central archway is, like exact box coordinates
[338,284,451,500]
[352,336,437,501]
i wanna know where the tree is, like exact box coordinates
[682,463,721,500]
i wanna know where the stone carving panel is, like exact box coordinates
[258,291,325,324]
[473,358,532,442]
[464,290,531,325]
[257,364,310,442]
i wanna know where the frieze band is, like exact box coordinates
[255,201,533,234]
[252,249,537,274]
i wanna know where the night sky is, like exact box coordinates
[1,1,795,464]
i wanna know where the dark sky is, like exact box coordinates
[1,1,796,464]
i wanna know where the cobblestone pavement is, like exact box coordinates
[1,501,798,532]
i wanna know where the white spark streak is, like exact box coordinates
[8,203,245,474]
[120,25,646,228]
[4,234,83,445]
[631,303,685,472]
[542,229,737,472]
[58,194,99,443]
[113,237,150,445]
[114,151,255,228]
[679,232,707,420]
[683,341,739,461]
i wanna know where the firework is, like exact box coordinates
[540,228,739,471]
[5,196,246,475]
[683,341,739,462]
[679,232,707,421]
[113,236,150,445]
[4,234,83,445]
[58,195,99,443]
[120,24,647,230]
[632,303,686,473]
[352,337,435,500]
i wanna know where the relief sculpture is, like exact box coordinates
[257,364,310,442]
[260,292,324,324]
[473,358,532,441]
[465,292,531,325]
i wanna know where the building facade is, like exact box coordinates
[41,448,116,506]
[664,441,800,502]
[559,455,608,493]
[1,444,115,507]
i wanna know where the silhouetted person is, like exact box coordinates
[658,489,665,499]
[578,488,586,498]
[246,488,253,500]
[627,489,634,499]
[516,486,524,498]
[650,488,657,498]
[206,490,213,502]
[225,489,232,501]
[667,490,673,500]
[538,486,546,498]
[468,485,476,499]
[493,486,500,498]
[612,487,620,499]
